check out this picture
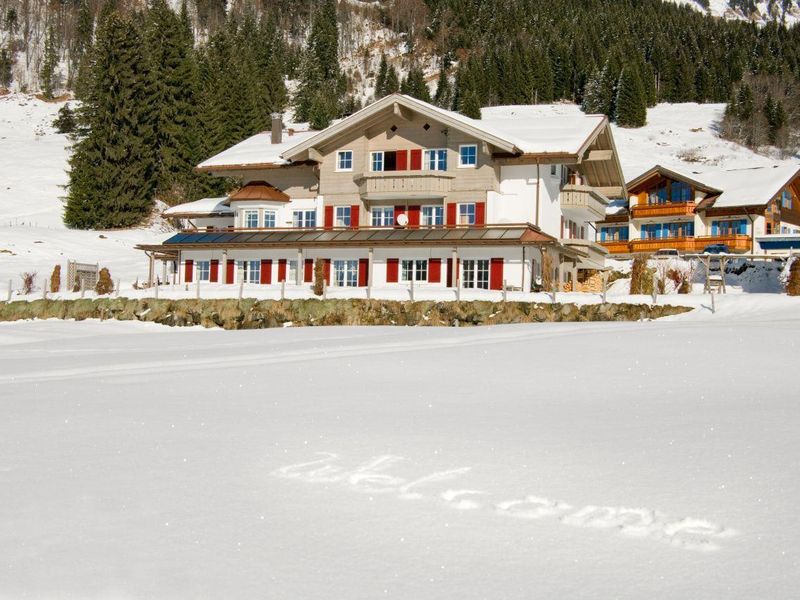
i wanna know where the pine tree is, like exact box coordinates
[614,66,647,128]
[581,62,616,117]
[375,53,388,98]
[70,0,94,86]
[384,65,400,95]
[433,64,452,108]
[40,25,59,99]
[65,11,157,229]
[401,63,431,102]
[0,48,13,88]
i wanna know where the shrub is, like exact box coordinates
[52,104,76,134]
[629,255,653,294]
[95,268,114,295]
[787,258,800,296]
[50,264,61,293]
[313,259,325,296]
[20,272,36,294]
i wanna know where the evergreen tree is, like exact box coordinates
[0,48,13,88]
[614,66,647,127]
[581,62,616,117]
[70,0,94,85]
[375,53,388,98]
[40,25,59,99]
[433,64,452,108]
[65,11,157,229]
[401,63,431,102]
[384,65,400,95]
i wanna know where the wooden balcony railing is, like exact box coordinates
[630,202,695,219]
[694,234,752,252]
[598,240,631,254]
[629,237,697,253]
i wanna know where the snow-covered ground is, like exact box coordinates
[0,298,798,598]
[666,0,800,25]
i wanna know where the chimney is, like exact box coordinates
[270,113,283,144]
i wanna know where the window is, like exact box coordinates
[287,260,298,283]
[458,203,476,225]
[599,226,629,242]
[371,206,394,226]
[462,259,489,289]
[263,210,276,228]
[241,260,260,283]
[371,151,384,172]
[550,164,558,177]
[401,259,428,282]
[459,144,477,168]
[292,210,316,228]
[670,181,692,203]
[336,150,353,172]
[335,206,351,227]
[425,148,447,171]
[244,210,259,228]
[421,205,443,226]
[333,259,358,287]
[641,222,695,239]
[712,219,748,236]
[197,260,210,282]
[781,189,793,209]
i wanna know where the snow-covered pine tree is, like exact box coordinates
[65,11,157,229]
[614,66,647,128]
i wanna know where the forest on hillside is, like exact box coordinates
[2,0,800,228]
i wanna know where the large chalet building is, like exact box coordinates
[142,94,625,291]
[597,164,800,256]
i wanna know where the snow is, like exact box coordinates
[196,127,317,169]
[695,164,800,208]
[665,0,800,25]
[1,298,799,597]
[162,197,232,216]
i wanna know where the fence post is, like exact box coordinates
[195,278,200,300]
[601,271,609,304]
[115,280,120,298]
[42,286,47,300]
[651,272,658,305]
[154,281,159,299]
[711,289,716,314]
[410,277,415,302]
[323,280,327,300]
[281,279,285,301]
[80,279,85,299]
[456,280,461,302]
[238,278,244,301]
[502,279,507,303]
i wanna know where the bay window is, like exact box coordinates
[244,209,259,228]
[263,210,276,228]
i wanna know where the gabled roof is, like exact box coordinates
[626,164,722,195]
[196,128,317,171]
[162,197,233,218]
[226,181,290,203]
[282,94,520,160]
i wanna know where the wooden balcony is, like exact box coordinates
[559,184,609,222]
[354,171,454,200]
[599,240,631,254]
[694,234,752,252]
[630,202,695,219]
[628,235,752,254]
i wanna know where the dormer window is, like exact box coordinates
[458,144,477,168]
[336,150,353,172]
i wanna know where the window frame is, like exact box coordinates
[263,210,276,228]
[336,150,354,172]
[335,206,351,227]
[424,148,448,171]
[243,209,259,229]
[462,259,489,289]
[196,260,210,282]
[458,144,478,168]
[370,151,384,172]
[292,209,316,228]
[401,259,429,282]
[371,206,394,227]
[333,259,358,287]
[421,205,444,226]
[241,260,261,284]
[458,202,476,226]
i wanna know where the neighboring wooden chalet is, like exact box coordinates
[597,164,800,255]
[141,93,627,290]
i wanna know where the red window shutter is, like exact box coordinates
[350,204,360,229]
[490,258,504,290]
[394,205,406,226]
[358,258,368,286]
[184,259,193,283]
[410,149,422,170]
[278,259,286,282]
[210,259,219,283]
[304,259,313,283]
[226,260,235,284]
[446,203,457,227]
[429,258,442,283]
[396,150,408,171]
[324,205,334,229]
[408,205,420,228]
[476,202,486,226]
[446,258,453,286]
[324,258,331,284]
[386,258,399,283]
[260,259,272,284]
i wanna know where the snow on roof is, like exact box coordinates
[162,197,233,216]
[197,128,318,170]
[605,198,629,215]
[479,105,606,155]
[696,165,800,208]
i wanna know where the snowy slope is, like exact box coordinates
[0,94,170,288]
[0,301,799,597]
[665,0,800,24]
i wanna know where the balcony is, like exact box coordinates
[630,202,695,219]
[354,171,454,200]
[628,235,752,254]
[562,238,609,270]
[599,240,631,254]
[694,234,752,252]
[559,184,609,222]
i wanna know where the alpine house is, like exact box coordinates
[141,94,626,291]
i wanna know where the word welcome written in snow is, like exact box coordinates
[272,452,737,552]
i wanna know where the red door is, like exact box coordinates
[490,258,504,290]
[210,259,219,283]
[386,258,399,282]
[429,258,442,283]
[260,259,272,284]
[358,258,368,287]
[226,260,235,284]
[304,259,313,282]
[184,259,193,283]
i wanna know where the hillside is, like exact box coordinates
[667,0,800,24]
[1,93,796,289]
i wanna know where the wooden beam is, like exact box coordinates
[393,102,412,121]
[308,147,324,163]
[585,149,613,162]
[594,186,624,198]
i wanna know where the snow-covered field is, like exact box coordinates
[0,298,798,598]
